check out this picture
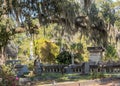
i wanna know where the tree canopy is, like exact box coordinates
[0,0,120,63]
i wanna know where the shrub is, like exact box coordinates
[35,38,59,64]
[56,51,72,64]
[0,65,19,86]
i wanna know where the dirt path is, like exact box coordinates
[96,80,120,86]
[35,78,120,86]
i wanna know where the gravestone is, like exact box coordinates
[85,47,105,74]
[87,47,104,63]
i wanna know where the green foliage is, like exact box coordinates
[26,60,34,71]
[103,44,119,61]
[0,65,19,86]
[0,18,15,48]
[56,42,84,64]
[80,36,90,62]
[115,18,120,30]
[35,73,92,82]
[100,1,116,24]
[18,37,30,58]
[0,65,15,78]
[0,0,119,65]
[74,53,83,63]
[35,38,59,64]
[13,33,31,59]
[91,71,105,79]
[70,43,83,53]
[89,3,99,22]
[70,42,84,63]
[56,51,71,64]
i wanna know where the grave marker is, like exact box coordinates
[87,47,104,63]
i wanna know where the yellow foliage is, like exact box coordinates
[81,37,89,62]
[35,38,59,64]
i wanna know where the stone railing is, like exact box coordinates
[38,62,120,74]
[41,64,83,73]
[42,64,67,73]
[90,62,120,73]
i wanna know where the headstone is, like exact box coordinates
[87,47,104,63]
[86,47,104,74]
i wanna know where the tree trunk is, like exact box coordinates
[0,47,5,65]
[30,34,34,60]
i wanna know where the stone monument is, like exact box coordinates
[83,47,105,74]
[87,47,105,63]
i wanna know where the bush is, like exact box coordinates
[35,38,59,64]
[0,65,19,86]
[56,51,72,64]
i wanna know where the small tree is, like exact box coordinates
[35,38,59,64]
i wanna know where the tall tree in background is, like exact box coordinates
[0,0,16,64]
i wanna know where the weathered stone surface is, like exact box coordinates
[64,66,73,74]
[87,47,104,63]
[84,62,89,74]
[19,78,31,85]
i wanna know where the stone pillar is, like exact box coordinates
[71,52,74,65]
[84,62,90,74]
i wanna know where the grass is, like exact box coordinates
[104,73,120,77]
[39,73,92,81]
[29,72,120,85]
[31,73,94,85]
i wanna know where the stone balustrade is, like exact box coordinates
[37,62,120,74]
